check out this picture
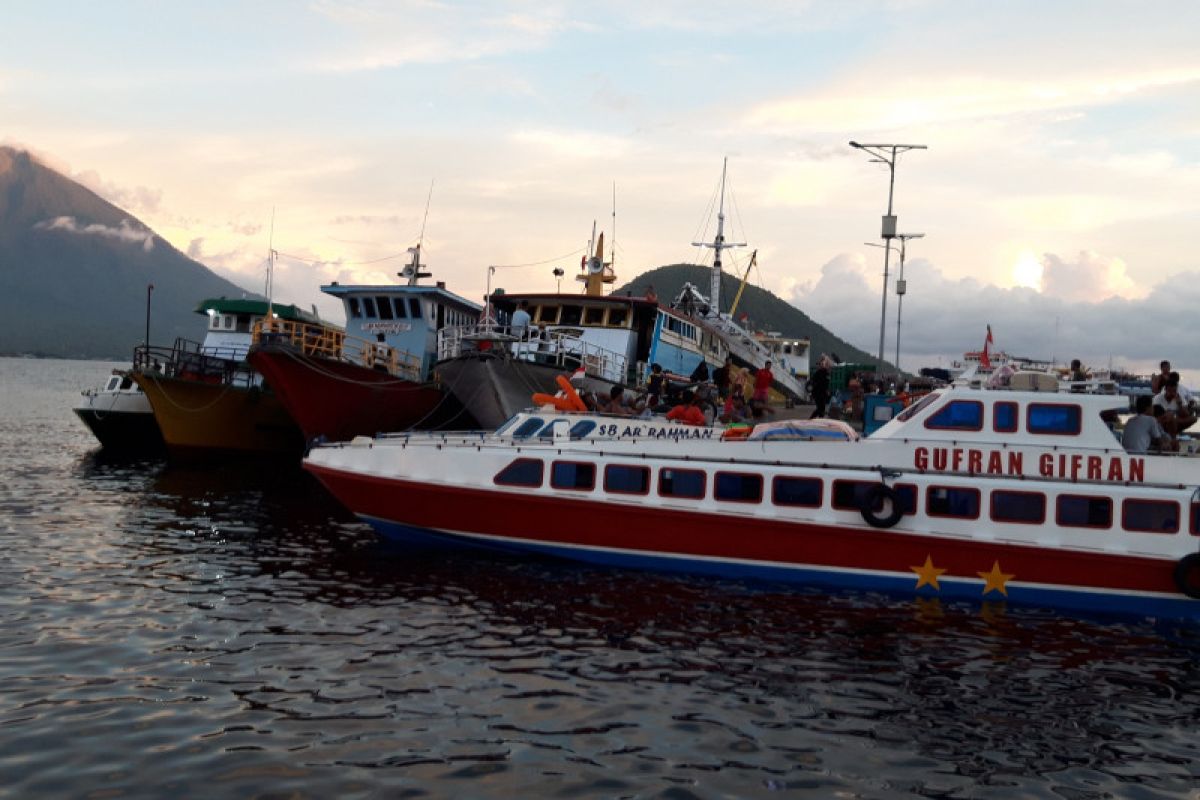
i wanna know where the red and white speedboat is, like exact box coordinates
[305,384,1200,620]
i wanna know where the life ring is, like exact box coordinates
[554,374,587,412]
[860,483,904,529]
[1173,553,1200,599]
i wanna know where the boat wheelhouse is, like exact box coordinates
[306,384,1200,620]
[247,247,484,441]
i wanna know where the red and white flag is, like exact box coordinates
[981,324,994,369]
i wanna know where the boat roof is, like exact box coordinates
[490,292,658,311]
[870,385,1130,447]
[195,297,323,324]
[322,283,482,312]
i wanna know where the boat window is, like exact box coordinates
[376,296,394,321]
[1056,495,1112,529]
[927,486,981,519]
[348,298,362,318]
[551,461,596,491]
[1122,499,1180,534]
[105,376,121,391]
[568,420,597,439]
[714,472,763,503]
[119,375,133,390]
[560,305,583,325]
[773,476,823,507]
[584,307,606,325]
[494,458,543,488]
[659,468,706,499]
[511,418,544,439]
[408,298,422,319]
[1191,503,1200,536]
[392,298,408,318]
[605,464,650,495]
[362,297,378,318]
[991,490,1045,524]
[896,392,939,423]
[924,400,984,431]
[224,315,234,329]
[993,401,1018,433]
[536,305,559,324]
[1027,403,1082,435]
[608,307,627,327]
[236,314,252,333]
[832,480,917,514]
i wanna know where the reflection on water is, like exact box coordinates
[2,358,1199,798]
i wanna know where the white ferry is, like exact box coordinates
[304,384,1200,620]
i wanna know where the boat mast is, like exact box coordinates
[692,158,745,317]
[402,180,435,286]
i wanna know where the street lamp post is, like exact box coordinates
[145,283,154,347]
[849,141,926,370]
[893,233,923,374]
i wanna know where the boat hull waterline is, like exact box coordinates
[305,463,1198,620]
[134,372,303,456]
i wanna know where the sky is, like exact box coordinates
[3,0,1199,378]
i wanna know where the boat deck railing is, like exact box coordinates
[437,324,628,383]
[133,339,260,388]
[252,319,423,381]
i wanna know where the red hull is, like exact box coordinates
[249,346,449,441]
[305,463,1181,598]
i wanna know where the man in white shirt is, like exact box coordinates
[1122,395,1167,453]
[1152,377,1196,438]
[510,300,532,339]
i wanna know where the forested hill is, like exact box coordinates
[615,264,886,369]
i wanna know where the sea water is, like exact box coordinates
[1,357,1198,798]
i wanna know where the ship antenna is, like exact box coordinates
[403,181,435,286]
[692,157,745,317]
[611,181,617,274]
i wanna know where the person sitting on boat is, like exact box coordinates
[1153,377,1196,439]
[511,300,532,340]
[600,385,632,416]
[690,359,710,383]
[1069,359,1089,383]
[1122,395,1168,454]
[720,390,751,424]
[667,390,707,426]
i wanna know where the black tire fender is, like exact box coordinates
[1173,553,1200,600]
[860,483,904,529]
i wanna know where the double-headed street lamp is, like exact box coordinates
[849,141,926,371]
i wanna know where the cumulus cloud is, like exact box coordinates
[34,216,156,252]
[792,250,1198,376]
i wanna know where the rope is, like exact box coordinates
[140,372,236,413]
[490,247,586,270]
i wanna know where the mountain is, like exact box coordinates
[0,147,257,359]
[615,264,889,370]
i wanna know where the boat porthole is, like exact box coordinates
[1173,553,1200,600]
[860,484,904,529]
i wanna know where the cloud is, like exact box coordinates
[72,169,162,215]
[34,216,155,252]
[792,249,1198,376]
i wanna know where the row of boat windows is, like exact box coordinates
[661,315,697,342]
[916,399,1083,435]
[348,296,424,321]
[494,458,1199,535]
[528,304,629,329]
